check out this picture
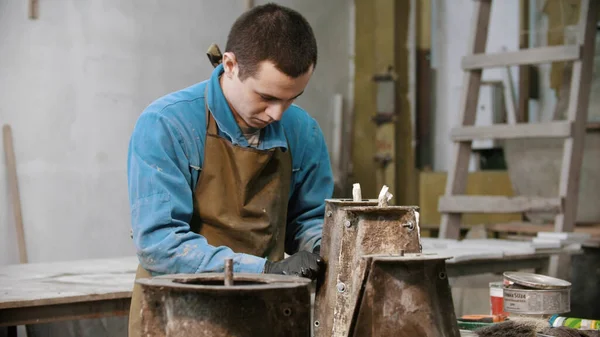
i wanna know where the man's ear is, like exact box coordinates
[221,52,238,79]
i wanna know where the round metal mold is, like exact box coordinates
[137,273,312,337]
[503,272,572,290]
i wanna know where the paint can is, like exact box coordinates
[502,272,571,315]
[489,282,507,316]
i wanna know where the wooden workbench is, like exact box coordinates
[0,245,579,328]
[0,256,137,327]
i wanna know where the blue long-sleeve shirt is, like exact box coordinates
[127,64,334,276]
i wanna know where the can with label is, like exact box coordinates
[502,272,571,315]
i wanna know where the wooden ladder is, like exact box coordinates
[438,0,598,240]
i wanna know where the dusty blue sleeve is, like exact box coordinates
[127,110,266,275]
[285,117,334,254]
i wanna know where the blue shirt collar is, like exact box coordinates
[206,64,288,151]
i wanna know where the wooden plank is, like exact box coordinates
[0,298,130,327]
[462,45,581,69]
[439,0,492,239]
[0,256,137,310]
[555,0,599,233]
[2,125,27,264]
[450,121,573,141]
[439,196,563,214]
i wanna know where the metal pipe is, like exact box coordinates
[224,258,233,286]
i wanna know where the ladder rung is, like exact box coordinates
[462,45,581,70]
[438,196,563,214]
[450,121,573,141]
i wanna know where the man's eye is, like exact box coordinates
[260,95,277,102]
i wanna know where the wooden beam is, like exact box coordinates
[373,0,397,199]
[450,121,573,141]
[352,0,416,204]
[517,0,529,123]
[439,196,563,214]
[394,0,416,205]
[351,1,378,199]
[439,0,492,239]
[415,0,433,170]
[462,45,581,69]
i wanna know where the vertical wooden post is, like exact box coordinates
[554,0,598,233]
[438,0,492,239]
[3,125,28,263]
[352,0,378,199]
[352,0,415,202]
[373,0,397,199]
[394,0,417,205]
[517,0,529,123]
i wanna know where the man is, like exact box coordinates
[126,3,333,335]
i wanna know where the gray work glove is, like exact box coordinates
[263,251,324,280]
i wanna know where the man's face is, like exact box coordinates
[221,56,313,129]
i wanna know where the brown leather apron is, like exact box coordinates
[127,91,292,336]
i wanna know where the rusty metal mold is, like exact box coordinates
[137,273,311,337]
[350,254,460,337]
[314,199,424,337]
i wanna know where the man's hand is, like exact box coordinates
[263,251,324,280]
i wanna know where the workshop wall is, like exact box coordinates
[0,0,353,266]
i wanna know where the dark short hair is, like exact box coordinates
[225,3,317,80]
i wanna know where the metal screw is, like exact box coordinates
[326,211,333,218]
[439,272,447,280]
[336,282,346,293]
[344,220,352,228]
[283,308,292,317]
[403,221,414,231]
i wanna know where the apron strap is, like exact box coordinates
[206,43,223,68]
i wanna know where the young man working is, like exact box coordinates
[126,3,333,335]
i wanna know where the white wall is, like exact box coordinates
[0,0,353,266]
[432,0,520,171]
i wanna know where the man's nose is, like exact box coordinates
[266,104,285,121]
